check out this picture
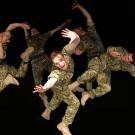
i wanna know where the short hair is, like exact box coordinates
[50,50,63,60]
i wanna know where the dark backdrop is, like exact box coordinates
[0,0,133,134]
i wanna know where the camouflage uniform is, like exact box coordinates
[78,22,105,58]
[76,46,135,99]
[0,61,28,92]
[26,31,52,85]
[25,31,52,105]
[47,45,80,126]
[77,21,105,91]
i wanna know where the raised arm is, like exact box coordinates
[21,22,31,39]
[0,33,4,59]
[61,28,80,51]
[50,19,72,36]
[72,2,93,23]
[5,23,24,32]
[0,43,4,59]
[0,33,6,59]
[5,23,30,38]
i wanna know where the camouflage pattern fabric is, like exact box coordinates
[76,46,135,99]
[26,31,52,107]
[47,44,80,126]
[107,46,135,77]
[26,31,52,85]
[77,22,105,59]
[0,62,28,92]
[77,22,105,91]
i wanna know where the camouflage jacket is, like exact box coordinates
[78,22,105,59]
[48,45,74,92]
[77,46,133,84]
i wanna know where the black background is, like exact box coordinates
[0,0,133,134]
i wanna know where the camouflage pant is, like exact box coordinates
[31,56,52,108]
[48,89,80,126]
[39,93,49,108]
[31,55,52,85]
[88,70,111,99]
[86,61,135,99]
[77,65,111,99]
[0,62,28,92]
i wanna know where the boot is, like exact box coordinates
[21,47,34,62]
[81,91,90,106]
[4,74,19,86]
[41,108,51,120]
[57,122,72,135]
